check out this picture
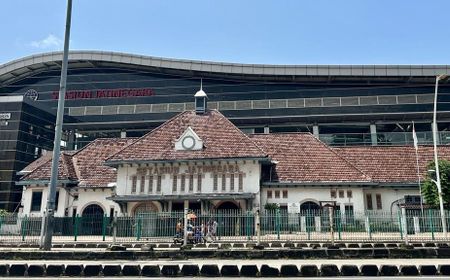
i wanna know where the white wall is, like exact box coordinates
[21,185,120,217]
[261,185,420,213]
[21,185,68,217]
[117,161,260,195]
[261,186,364,213]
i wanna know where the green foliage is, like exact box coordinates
[264,203,280,211]
[422,159,450,208]
[0,209,8,217]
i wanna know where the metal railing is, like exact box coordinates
[1,209,450,244]
[320,131,450,146]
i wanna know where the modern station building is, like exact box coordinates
[1,51,450,210]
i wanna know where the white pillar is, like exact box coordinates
[120,130,127,138]
[370,123,377,146]
[313,125,319,138]
[264,126,270,134]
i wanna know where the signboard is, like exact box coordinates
[0,113,11,120]
[288,202,300,214]
[52,88,155,100]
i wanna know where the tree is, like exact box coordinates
[422,159,450,208]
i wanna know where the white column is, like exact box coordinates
[370,123,377,146]
[264,126,270,134]
[313,125,319,138]
[120,130,127,138]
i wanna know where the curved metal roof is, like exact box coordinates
[1,50,450,85]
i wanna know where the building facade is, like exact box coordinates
[1,51,450,209]
[18,92,450,219]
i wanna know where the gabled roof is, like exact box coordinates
[20,151,78,183]
[334,145,450,184]
[20,138,135,187]
[250,133,370,183]
[106,110,267,164]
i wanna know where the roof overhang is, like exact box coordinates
[1,51,450,86]
[262,181,376,187]
[108,192,255,202]
[262,181,418,187]
[16,180,79,186]
[104,157,270,167]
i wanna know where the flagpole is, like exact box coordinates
[412,121,424,216]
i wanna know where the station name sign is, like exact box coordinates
[52,88,155,100]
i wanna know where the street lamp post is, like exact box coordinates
[432,74,448,238]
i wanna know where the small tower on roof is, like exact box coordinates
[194,79,207,114]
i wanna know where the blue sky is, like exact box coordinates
[1,0,450,65]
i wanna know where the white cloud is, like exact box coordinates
[30,34,63,49]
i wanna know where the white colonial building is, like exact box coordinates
[18,90,450,219]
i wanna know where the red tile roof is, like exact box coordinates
[21,151,77,182]
[20,138,135,187]
[107,110,267,163]
[334,145,450,184]
[250,133,370,183]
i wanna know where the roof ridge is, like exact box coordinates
[211,110,268,157]
[106,111,192,162]
[309,135,372,181]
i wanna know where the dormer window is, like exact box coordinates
[175,127,203,151]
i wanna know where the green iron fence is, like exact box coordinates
[1,209,450,244]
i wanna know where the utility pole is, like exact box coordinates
[40,0,73,250]
[432,74,448,238]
